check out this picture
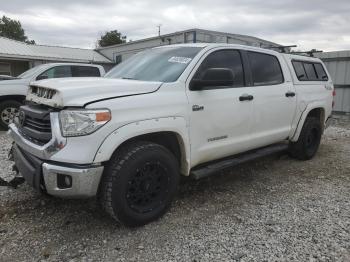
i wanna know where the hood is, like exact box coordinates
[0,75,19,81]
[0,78,26,85]
[27,77,162,107]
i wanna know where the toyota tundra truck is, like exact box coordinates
[8,43,334,227]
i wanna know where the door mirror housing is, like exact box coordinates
[190,68,234,91]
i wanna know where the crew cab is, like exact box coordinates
[0,63,105,129]
[8,43,334,227]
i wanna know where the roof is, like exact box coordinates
[152,43,209,48]
[97,28,281,50]
[286,53,323,62]
[0,37,112,64]
[153,43,283,55]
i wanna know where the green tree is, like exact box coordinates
[0,16,35,44]
[98,30,126,47]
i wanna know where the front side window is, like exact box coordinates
[192,49,245,88]
[105,47,202,82]
[37,66,72,80]
[247,52,284,86]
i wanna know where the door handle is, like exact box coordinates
[285,91,296,97]
[239,94,254,101]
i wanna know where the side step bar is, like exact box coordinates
[190,143,289,180]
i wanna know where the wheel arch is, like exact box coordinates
[291,106,326,142]
[0,95,26,103]
[94,117,190,175]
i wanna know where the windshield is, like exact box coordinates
[105,46,202,82]
[18,64,47,78]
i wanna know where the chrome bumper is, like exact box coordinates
[43,163,104,198]
[7,112,66,160]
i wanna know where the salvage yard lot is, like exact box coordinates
[0,117,349,262]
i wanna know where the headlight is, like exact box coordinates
[59,109,111,137]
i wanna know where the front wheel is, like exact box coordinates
[99,141,180,227]
[0,100,22,129]
[288,117,322,160]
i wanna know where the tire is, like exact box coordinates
[99,141,180,227]
[288,117,322,160]
[0,100,22,130]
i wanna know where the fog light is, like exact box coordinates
[57,174,72,189]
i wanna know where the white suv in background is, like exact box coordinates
[0,63,105,129]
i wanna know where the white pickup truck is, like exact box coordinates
[0,63,105,129]
[8,43,334,227]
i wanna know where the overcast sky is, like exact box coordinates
[1,0,349,51]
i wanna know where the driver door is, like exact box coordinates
[186,49,254,167]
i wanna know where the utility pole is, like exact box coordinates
[157,24,162,36]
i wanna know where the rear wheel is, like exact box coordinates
[289,117,322,160]
[0,100,22,129]
[99,141,179,227]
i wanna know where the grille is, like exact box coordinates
[17,105,52,145]
[24,116,51,132]
[29,86,56,99]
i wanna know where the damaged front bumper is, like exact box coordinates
[8,121,104,198]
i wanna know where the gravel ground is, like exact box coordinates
[0,117,350,262]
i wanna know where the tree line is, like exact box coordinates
[0,15,127,47]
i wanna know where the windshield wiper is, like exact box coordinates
[121,77,135,80]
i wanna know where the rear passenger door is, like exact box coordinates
[246,51,297,147]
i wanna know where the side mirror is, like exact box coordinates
[190,68,234,91]
[36,75,48,81]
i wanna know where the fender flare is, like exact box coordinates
[290,102,325,142]
[93,116,191,175]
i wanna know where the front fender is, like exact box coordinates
[93,116,191,175]
[0,83,28,97]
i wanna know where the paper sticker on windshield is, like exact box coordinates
[168,57,192,64]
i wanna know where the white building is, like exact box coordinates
[98,28,281,63]
[315,51,350,113]
[0,29,281,77]
[0,37,113,76]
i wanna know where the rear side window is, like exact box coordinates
[304,63,317,80]
[292,61,307,80]
[71,66,100,77]
[247,52,284,86]
[314,63,328,80]
[292,61,328,81]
